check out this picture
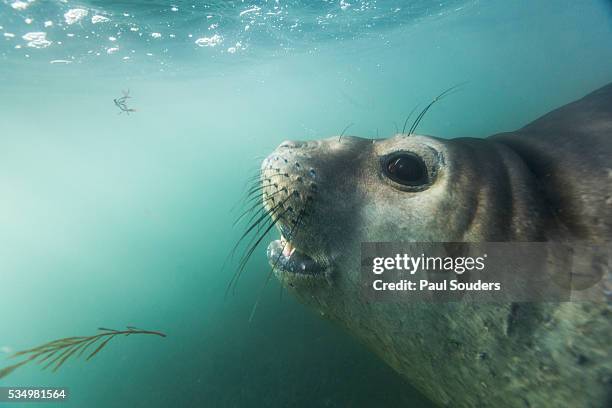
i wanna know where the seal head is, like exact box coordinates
[261,132,549,286]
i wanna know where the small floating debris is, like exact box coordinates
[113,90,136,115]
[50,59,72,64]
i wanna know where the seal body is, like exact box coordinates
[260,83,612,407]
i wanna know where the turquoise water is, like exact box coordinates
[1,1,611,407]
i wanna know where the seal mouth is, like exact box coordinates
[266,234,325,277]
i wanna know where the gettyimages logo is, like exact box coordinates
[371,253,487,275]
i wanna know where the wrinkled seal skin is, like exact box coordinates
[260,83,612,407]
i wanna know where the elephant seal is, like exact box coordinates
[259,83,612,407]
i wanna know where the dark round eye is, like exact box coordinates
[383,153,428,186]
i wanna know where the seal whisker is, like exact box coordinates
[225,198,286,272]
[230,175,267,212]
[244,177,278,193]
[232,190,284,228]
[243,170,281,184]
[248,209,306,323]
[231,177,286,212]
[243,184,268,198]
[232,200,266,228]
[242,175,261,186]
[244,182,279,198]
[234,196,290,254]
[241,170,267,189]
[401,104,420,134]
[229,204,292,295]
[242,190,290,232]
[242,172,284,190]
[338,122,354,142]
[246,181,282,197]
[241,204,274,233]
[238,195,295,270]
[244,188,284,208]
[226,196,293,295]
[244,174,287,193]
[225,216,277,297]
[408,83,467,136]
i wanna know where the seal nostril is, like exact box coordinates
[309,168,316,178]
[295,162,301,168]
[293,190,299,197]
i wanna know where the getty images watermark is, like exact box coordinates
[361,242,611,302]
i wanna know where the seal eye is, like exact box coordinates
[383,153,428,186]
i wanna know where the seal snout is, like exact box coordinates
[261,140,325,278]
[260,135,375,280]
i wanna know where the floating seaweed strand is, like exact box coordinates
[0,327,166,379]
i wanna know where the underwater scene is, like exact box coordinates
[1,0,612,407]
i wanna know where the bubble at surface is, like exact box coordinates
[10,1,31,11]
[64,8,88,25]
[195,34,222,48]
[91,15,110,24]
[22,31,51,48]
